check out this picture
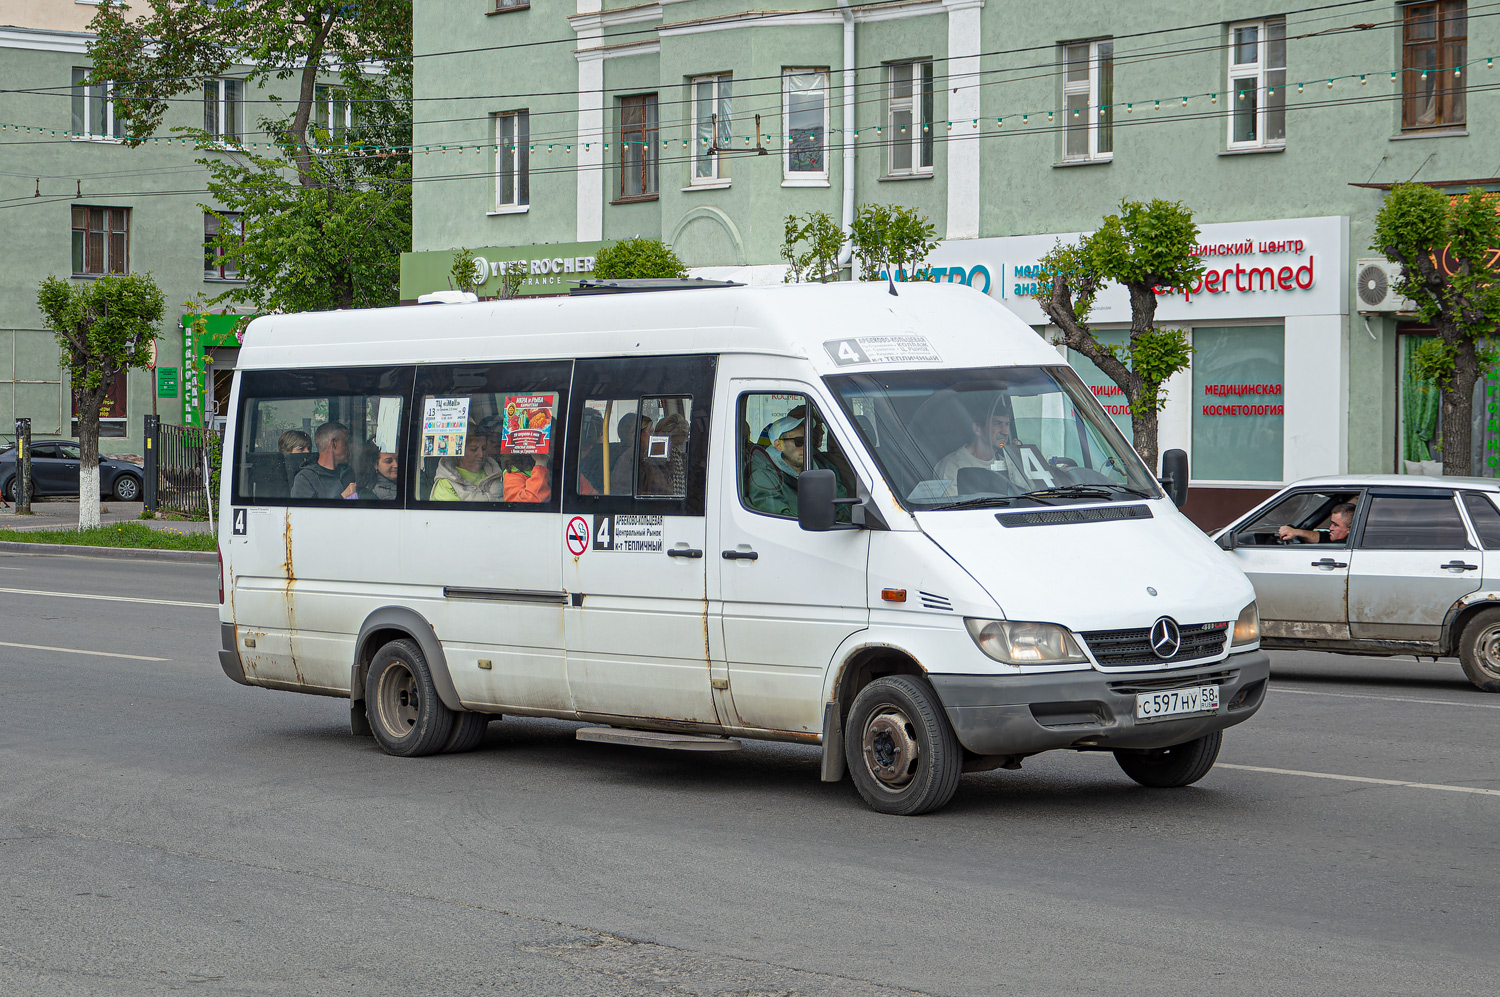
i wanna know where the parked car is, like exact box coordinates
[1213,475,1500,692]
[0,440,143,502]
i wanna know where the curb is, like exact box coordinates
[0,540,216,563]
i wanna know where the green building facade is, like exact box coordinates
[408,0,1500,518]
[0,5,265,453]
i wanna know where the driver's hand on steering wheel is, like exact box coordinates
[1277,524,1311,543]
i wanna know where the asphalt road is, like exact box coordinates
[1,551,1495,996]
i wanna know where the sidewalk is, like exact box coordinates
[0,498,215,534]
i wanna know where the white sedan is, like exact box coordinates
[1213,474,1500,692]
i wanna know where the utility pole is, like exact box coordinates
[13,417,32,515]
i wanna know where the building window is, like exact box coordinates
[691,74,732,183]
[494,0,529,9]
[1227,18,1286,148]
[887,61,933,176]
[617,94,659,200]
[313,83,352,141]
[1061,40,1113,162]
[71,67,122,140]
[495,110,530,210]
[1402,1,1466,131]
[204,212,244,280]
[204,78,243,143]
[784,69,828,181]
[1191,325,1285,481]
[71,206,129,275]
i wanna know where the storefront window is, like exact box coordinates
[1065,329,1132,441]
[1191,326,1284,481]
[1400,333,1442,473]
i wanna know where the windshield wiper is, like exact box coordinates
[1021,483,1151,501]
[932,493,1057,510]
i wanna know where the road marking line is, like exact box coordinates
[1219,763,1500,797]
[1273,686,1500,710]
[0,586,214,609]
[0,641,169,662]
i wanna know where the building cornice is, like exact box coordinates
[855,1,947,23]
[657,10,845,38]
[569,3,662,33]
[0,26,94,54]
[575,39,661,62]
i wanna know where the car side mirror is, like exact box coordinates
[1159,449,1189,508]
[797,469,838,532]
[1216,531,1237,551]
[98,455,107,464]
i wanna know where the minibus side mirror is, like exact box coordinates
[1159,449,1189,508]
[797,469,838,532]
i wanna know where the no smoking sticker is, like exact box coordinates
[565,516,590,556]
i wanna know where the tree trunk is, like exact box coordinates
[1441,329,1481,476]
[75,384,107,531]
[289,12,339,188]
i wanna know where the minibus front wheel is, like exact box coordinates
[845,676,962,816]
[1113,730,1222,788]
[366,639,456,757]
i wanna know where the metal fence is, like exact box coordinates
[155,423,221,519]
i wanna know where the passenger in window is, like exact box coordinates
[277,429,314,493]
[653,411,690,497]
[278,430,311,453]
[1279,502,1355,544]
[609,412,652,495]
[477,414,552,504]
[290,421,357,500]
[362,446,399,501]
[431,429,502,501]
[577,409,605,494]
[747,415,813,516]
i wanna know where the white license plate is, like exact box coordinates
[1136,684,1219,722]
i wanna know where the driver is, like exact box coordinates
[1279,502,1355,544]
[934,397,1028,494]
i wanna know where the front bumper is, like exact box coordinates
[928,652,1270,756]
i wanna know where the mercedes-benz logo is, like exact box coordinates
[1150,617,1182,659]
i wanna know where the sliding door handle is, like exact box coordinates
[721,550,759,561]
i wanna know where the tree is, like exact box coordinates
[781,211,844,283]
[592,238,688,280]
[37,274,165,530]
[1374,184,1500,476]
[1032,199,1203,472]
[88,1,413,312]
[849,204,939,282]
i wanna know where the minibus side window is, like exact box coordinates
[737,393,855,520]
[409,361,568,510]
[232,366,412,505]
[578,396,692,498]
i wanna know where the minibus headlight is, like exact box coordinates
[964,619,1088,666]
[1231,602,1260,646]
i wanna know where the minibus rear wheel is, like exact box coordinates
[845,676,962,816]
[366,639,455,757]
[1113,731,1222,788]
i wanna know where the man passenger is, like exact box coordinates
[934,401,1027,494]
[290,421,357,499]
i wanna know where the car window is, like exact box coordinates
[29,444,57,459]
[57,444,81,460]
[1233,490,1360,547]
[1358,492,1472,550]
[1461,492,1500,548]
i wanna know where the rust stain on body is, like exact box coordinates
[281,508,304,684]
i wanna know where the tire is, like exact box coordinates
[1114,730,1223,788]
[2,477,15,503]
[844,675,962,816]
[112,474,141,502]
[441,711,491,753]
[1457,606,1500,693]
[365,639,455,757]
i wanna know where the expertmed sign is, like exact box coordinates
[925,216,1349,324]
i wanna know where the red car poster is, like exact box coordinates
[501,394,555,454]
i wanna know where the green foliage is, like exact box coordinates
[1089,199,1205,290]
[781,211,844,283]
[450,248,481,296]
[0,522,216,551]
[1122,328,1194,418]
[1374,184,1500,332]
[1034,241,1096,323]
[849,204,939,281]
[1409,335,1500,389]
[37,273,165,395]
[592,238,689,280]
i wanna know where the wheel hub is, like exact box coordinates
[1478,625,1500,678]
[377,663,420,735]
[862,707,919,791]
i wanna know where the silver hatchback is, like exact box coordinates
[1213,475,1500,692]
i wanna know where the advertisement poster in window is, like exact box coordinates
[422,396,469,457]
[500,394,554,454]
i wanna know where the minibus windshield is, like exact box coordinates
[827,365,1162,509]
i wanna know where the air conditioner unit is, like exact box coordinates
[1354,258,1416,313]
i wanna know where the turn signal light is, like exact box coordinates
[881,588,907,603]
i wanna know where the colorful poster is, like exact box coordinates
[422,396,470,458]
[500,394,555,454]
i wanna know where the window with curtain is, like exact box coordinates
[783,70,828,181]
[1400,334,1442,471]
[1402,1,1466,130]
[617,94,659,200]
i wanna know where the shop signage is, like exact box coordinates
[157,367,179,398]
[399,241,612,299]
[925,216,1349,324]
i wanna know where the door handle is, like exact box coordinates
[1311,558,1348,569]
[721,550,759,561]
[667,548,703,559]
[1441,560,1479,571]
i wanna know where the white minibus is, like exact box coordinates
[217,280,1268,815]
